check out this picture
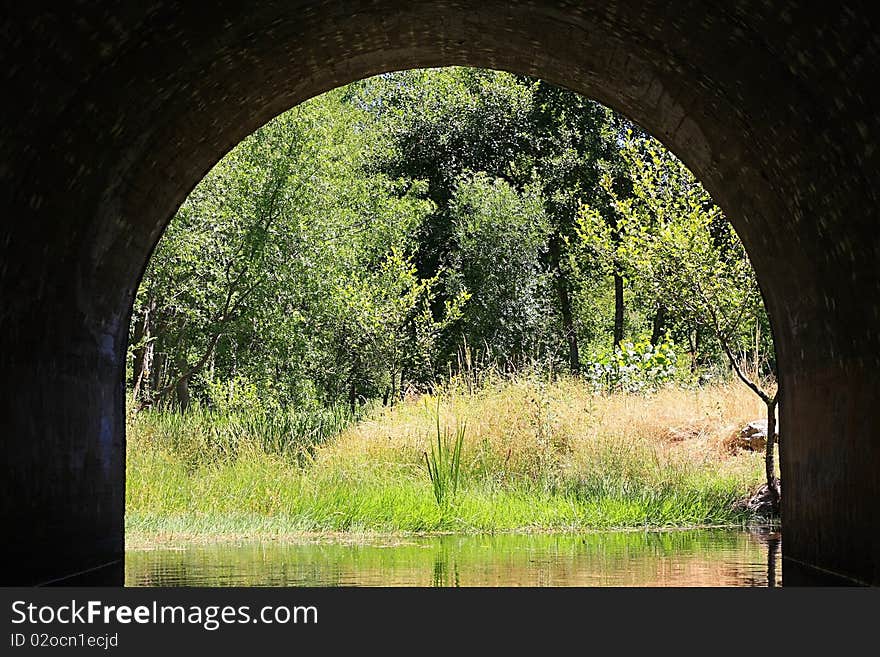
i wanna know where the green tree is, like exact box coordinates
[356,68,634,374]
[445,173,553,366]
[130,88,443,411]
[131,105,314,408]
[521,81,631,366]
[579,131,779,510]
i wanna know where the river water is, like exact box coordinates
[126,527,781,586]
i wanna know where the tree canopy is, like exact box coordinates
[130,67,774,415]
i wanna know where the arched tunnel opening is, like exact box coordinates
[124,65,783,586]
[1,2,878,586]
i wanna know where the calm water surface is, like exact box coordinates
[126,528,782,587]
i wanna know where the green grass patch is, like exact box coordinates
[127,378,766,541]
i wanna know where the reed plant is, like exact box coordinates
[423,406,466,507]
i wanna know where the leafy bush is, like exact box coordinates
[585,336,678,392]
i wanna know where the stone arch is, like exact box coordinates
[1,1,878,585]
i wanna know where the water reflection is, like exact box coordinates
[126,528,782,587]
[747,526,782,588]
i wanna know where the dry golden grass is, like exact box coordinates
[317,375,766,483]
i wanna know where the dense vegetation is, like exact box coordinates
[129,68,774,412]
[127,375,767,539]
[127,68,778,536]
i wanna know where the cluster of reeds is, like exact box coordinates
[423,405,467,507]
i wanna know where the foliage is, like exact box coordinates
[445,173,554,363]
[130,66,775,441]
[577,130,774,384]
[577,129,779,502]
[128,397,358,469]
[131,89,446,410]
[584,336,679,393]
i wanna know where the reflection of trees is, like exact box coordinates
[746,526,783,587]
[766,535,780,588]
[126,554,192,587]
[126,530,782,587]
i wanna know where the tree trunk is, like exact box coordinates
[650,304,667,346]
[175,374,190,412]
[765,397,780,514]
[766,533,780,588]
[688,328,699,373]
[131,299,155,401]
[608,216,625,349]
[348,381,357,414]
[558,279,580,373]
[131,312,146,389]
[548,233,580,373]
[131,340,151,401]
[613,269,624,348]
[150,351,164,399]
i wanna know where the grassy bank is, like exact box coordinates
[126,376,769,544]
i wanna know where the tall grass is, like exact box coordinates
[423,407,466,507]
[129,401,355,468]
[126,376,768,542]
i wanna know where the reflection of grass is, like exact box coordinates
[125,529,774,587]
[126,377,766,539]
